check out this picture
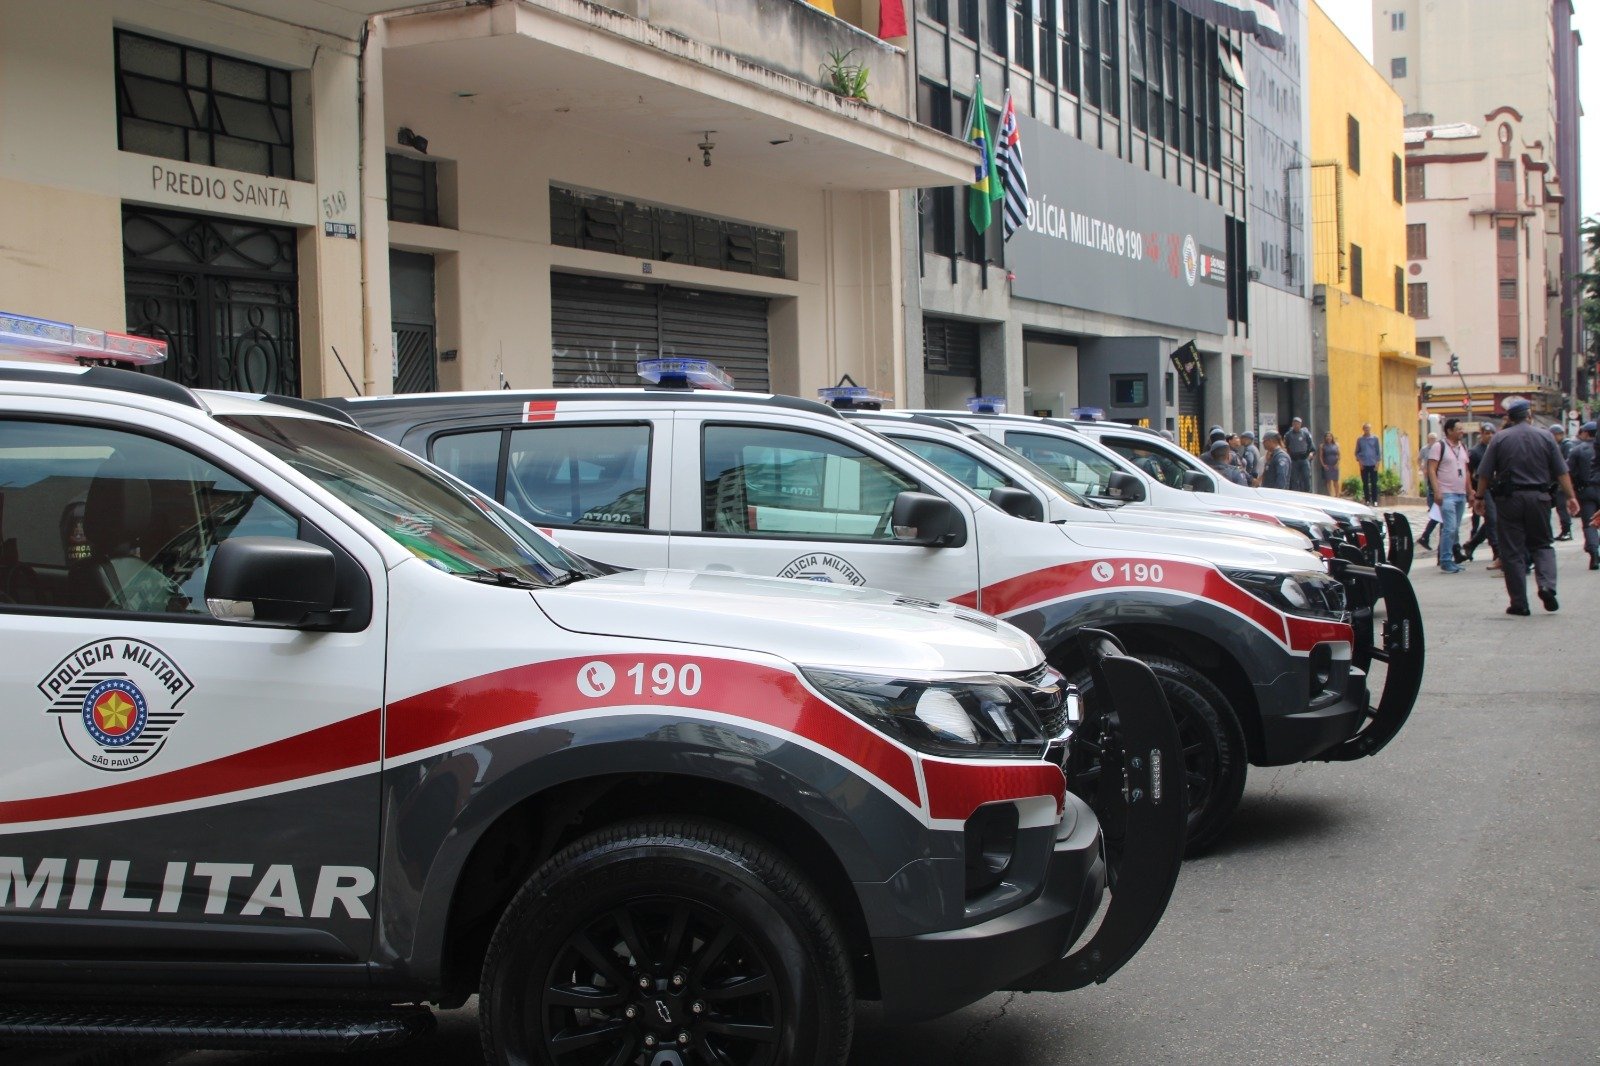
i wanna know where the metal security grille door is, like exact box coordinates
[550,274,770,391]
[389,250,438,394]
[123,207,299,395]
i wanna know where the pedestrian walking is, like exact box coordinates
[1473,398,1581,615]
[1319,432,1341,496]
[1205,439,1249,485]
[1550,424,1574,541]
[1355,423,1382,505]
[1569,421,1600,571]
[1460,423,1499,567]
[1424,418,1471,573]
[1417,432,1440,550]
[1260,431,1292,489]
[1239,430,1262,486]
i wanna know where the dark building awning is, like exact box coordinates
[1174,0,1285,50]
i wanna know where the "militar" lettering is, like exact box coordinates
[0,857,375,919]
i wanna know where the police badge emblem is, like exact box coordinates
[38,639,194,771]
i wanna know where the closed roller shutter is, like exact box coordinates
[551,273,770,391]
[661,288,770,392]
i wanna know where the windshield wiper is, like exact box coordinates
[547,571,590,587]
[455,567,546,590]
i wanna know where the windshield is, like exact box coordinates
[962,433,1093,507]
[224,415,594,587]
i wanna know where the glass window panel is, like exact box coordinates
[430,432,502,499]
[215,96,280,143]
[121,118,187,161]
[119,34,181,80]
[124,76,195,126]
[0,419,297,615]
[212,135,268,175]
[894,438,1017,496]
[212,56,267,99]
[701,426,915,539]
[504,425,652,529]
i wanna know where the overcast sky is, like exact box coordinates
[1317,0,1597,223]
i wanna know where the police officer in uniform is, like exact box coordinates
[1569,421,1600,570]
[1204,439,1250,485]
[1473,399,1581,614]
[1550,424,1575,540]
[1284,416,1315,492]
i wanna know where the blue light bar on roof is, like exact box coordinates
[637,357,735,390]
[1071,406,1106,421]
[966,396,1007,414]
[0,311,168,366]
[817,385,892,410]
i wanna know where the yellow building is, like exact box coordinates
[1308,3,1426,494]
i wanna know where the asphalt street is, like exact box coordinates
[21,512,1600,1065]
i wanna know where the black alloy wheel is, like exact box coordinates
[480,820,853,1066]
[1065,655,1248,856]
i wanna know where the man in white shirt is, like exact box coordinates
[1426,418,1472,573]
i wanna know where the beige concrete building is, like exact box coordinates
[1403,116,1564,421]
[0,0,969,400]
[1373,0,1582,404]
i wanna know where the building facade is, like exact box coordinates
[0,0,970,401]
[905,0,1256,451]
[1245,0,1313,436]
[1309,3,1423,491]
[1404,118,1564,424]
[1372,0,1583,402]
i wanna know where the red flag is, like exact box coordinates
[879,0,907,38]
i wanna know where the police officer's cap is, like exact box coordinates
[1582,421,1598,434]
[1504,397,1532,417]
[1480,422,1497,434]
[1209,439,1232,455]
[1240,430,1256,440]
[1549,423,1565,434]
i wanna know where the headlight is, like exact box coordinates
[801,667,1064,759]
[1222,568,1348,620]
[1280,517,1337,542]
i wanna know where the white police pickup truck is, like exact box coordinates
[335,364,1425,854]
[0,318,1187,1063]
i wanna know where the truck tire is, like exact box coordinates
[1067,655,1248,856]
[480,818,854,1066]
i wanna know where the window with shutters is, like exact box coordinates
[1417,340,1432,362]
[1405,162,1426,200]
[1408,282,1428,318]
[1390,57,1407,79]
[1347,115,1360,174]
[1395,266,1406,313]
[549,187,785,278]
[1390,11,1405,30]
[1499,278,1517,301]
[115,30,294,179]
[1407,223,1427,259]
[1499,338,1518,363]
[387,154,439,226]
[1350,244,1364,298]
[1392,154,1404,202]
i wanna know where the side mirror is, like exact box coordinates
[1182,470,1215,493]
[988,486,1045,522]
[1106,471,1147,503]
[206,537,341,627]
[891,491,961,546]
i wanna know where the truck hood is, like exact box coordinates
[1252,486,1378,522]
[533,568,1043,674]
[1099,505,1312,550]
[1059,522,1322,572]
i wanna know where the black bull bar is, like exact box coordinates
[1009,631,1187,993]
[1327,514,1414,574]
[1320,558,1426,762]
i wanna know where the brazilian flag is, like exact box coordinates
[965,78,1002,235]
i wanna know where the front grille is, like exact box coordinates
[1011,663,1071,738]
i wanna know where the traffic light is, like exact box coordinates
[1448,353,1459,374]
[1420,382,1433,403]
